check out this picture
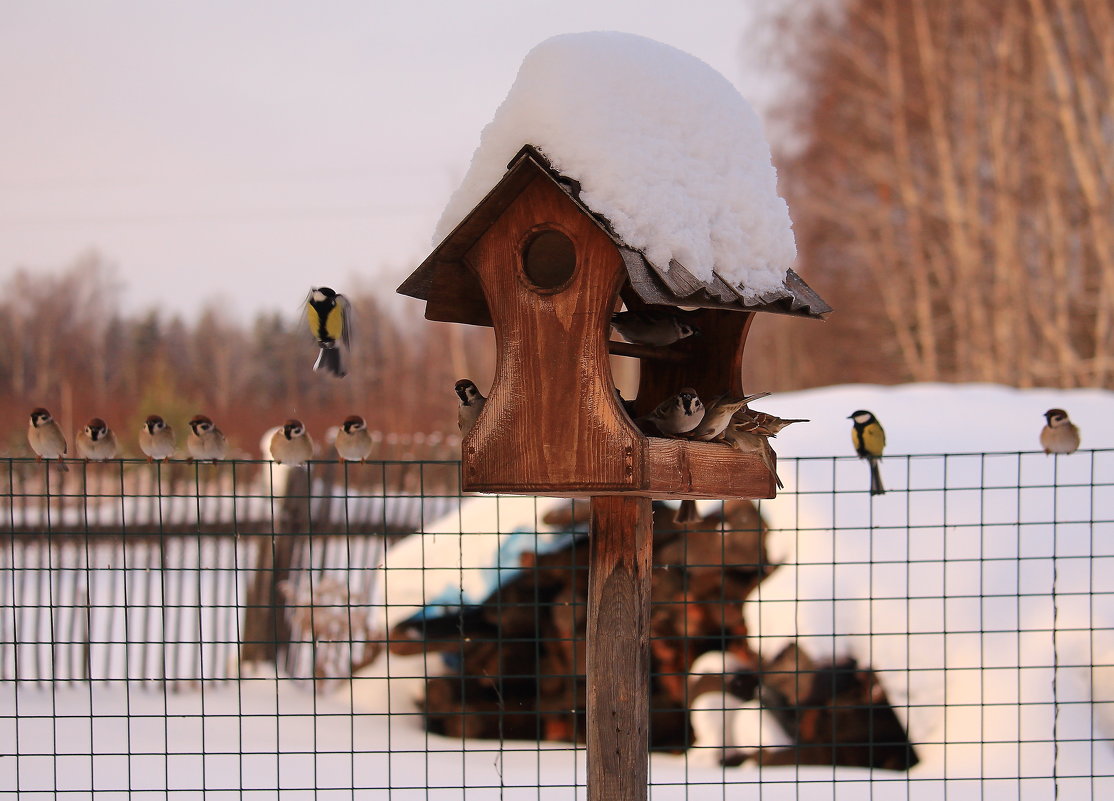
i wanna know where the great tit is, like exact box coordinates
[849,410,886,496]
[306,287,350,377]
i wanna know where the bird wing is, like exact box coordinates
[862,423,886,456]
[331,294,352,348]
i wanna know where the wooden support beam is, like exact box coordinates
[587,495,652,801]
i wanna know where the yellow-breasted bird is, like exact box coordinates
[306,287,350,377]
[849,410,886,496]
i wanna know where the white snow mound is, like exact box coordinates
[435,31,797,302]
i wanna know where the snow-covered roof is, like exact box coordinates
[400,32,829,319]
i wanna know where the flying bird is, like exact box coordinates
[610,308,699,347]
[640,388,705,437]
[270,419,314,467]
[306,286,350,377]
[27,407,69,471]
[139,415,176,461]
[849,410,886,496]
[76,418,119,461]
[1040,408,1080,455]
[455,379,487,436]
[335,415,373,462]
[186,415,228,461]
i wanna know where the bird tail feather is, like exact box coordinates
[869,458,885,496]
[314,346,346,377]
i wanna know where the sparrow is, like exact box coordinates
[138,414,176,461]
[610,308,699,347]
[455,379,486,436]
[335,414,373,462]
[724,422,782,489]
[269,419,314,467]
[640,388,704,436]
[27,407,69,471]
[306,286,350,377]
[688,392,771,441]
[732,408,810,437]
[186,414,228,461]
[76,418,119,461]
[849,410,886,496]
[1040,408,1080,455]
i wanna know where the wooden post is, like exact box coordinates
[587,495,652,801]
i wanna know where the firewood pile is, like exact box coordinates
[388,500,916,769]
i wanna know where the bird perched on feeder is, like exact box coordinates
[335,414,373,462]
[270,419,314,467]
[455,379,486,436]
[76,418,119,461]
[27,407,69,471]
[186,414,228,461]
[305,286,350,377]
[723,421,782,490]
[640,387,705,436]
[849,410,886,496]
[1040,408,1080,455]
[610,308,699,347]
[138,415,176,461]
[733,408,809,437]
[689,392,771,441]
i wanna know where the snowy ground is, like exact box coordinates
[2,383,1113,798]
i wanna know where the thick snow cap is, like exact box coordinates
[435,31,797,304]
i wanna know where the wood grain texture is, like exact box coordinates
[645,438,777,500]
[462,174,645,494]
[587,495,652,801]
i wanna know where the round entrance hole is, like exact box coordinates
[522,229,576,291]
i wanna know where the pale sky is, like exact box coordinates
[0,0,764,319]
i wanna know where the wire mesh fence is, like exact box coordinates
[1,450,1112,799]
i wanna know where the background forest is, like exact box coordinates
[2,0,1109,455]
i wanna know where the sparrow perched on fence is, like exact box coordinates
[1040,408,1080,455]
[186,415,228,461]
[455,379,486,436]
[27,407,69,471]
[138,415,176,461]
[849,410,886,496]
[723,422,782,489]
[306,286,350,377]
[610,308,699,347]
[270,419,314,467]
[689,392,771,441]
[640,388,705,436]
[335,415,373,462]
[76,418,119,461]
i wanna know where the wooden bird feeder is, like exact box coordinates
[399,144,829,801]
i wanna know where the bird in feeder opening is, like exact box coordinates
[640,387,705,436]
[733,408,809,437]
[610,308,700,347]
[455,379,487,436]
[306,287,351,377]
[849,410,886,495]
[690,392,772,441]
[1040,408,1080,455]
[724,421,783,490]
